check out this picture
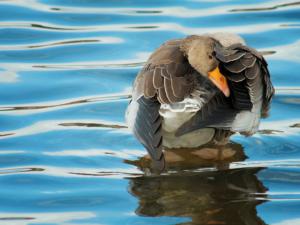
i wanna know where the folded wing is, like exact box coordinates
[177,43,274,136]
[131,40,195,169]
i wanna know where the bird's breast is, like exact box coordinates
[159,98,215,148]
[159,97,202,132]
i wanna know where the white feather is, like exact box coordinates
[231,102,262,134]
[159,98,215,148]
[205,32,246,47]
[125,100,139,132]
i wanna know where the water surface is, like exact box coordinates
[1,0,300,224]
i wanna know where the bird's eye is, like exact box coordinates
[208,54,213,60]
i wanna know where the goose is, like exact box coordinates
[126,33,274,171]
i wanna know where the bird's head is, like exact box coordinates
[180,35,230,97]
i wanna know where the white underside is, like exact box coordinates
[159,102,215,148]
[162,126,215,149]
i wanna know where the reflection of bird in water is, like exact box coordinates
[126,141,246,172]
[126,33,274,171]
[125,142,267,224]
[128,166,268,225]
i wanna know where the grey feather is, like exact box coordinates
[225,71,246,82]
[241,56,256,68]
[216,51,246,63]
[245,63,260,79]
[224,60,247,73]
[133,97,165,165]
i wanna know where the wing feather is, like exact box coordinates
[133,97,165,170]
[153,68,163,88]
[142,41,194,104]
[215,44,274,117]
[131,39,196,168]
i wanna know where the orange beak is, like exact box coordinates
[208,66,230,97]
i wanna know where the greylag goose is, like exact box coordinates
[126,33,274,171]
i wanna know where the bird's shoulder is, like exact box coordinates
[146,38,187,65]
[134,38,196,104]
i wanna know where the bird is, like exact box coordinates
[126,33,274,172]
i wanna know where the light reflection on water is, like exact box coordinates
[0,0,300,224]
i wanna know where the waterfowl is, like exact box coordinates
[126,33,274,171]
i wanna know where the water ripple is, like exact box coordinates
[0,37,123,50]
[230,1,300,12]
[0,166,142,178]
[0,119,128,139]
[0,93,131,114]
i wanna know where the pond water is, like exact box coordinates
[0,0,300,224]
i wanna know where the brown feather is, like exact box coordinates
[158,87,169,104]
[164,77,182,103]
[143,70,156,98]
[137,39,194,104]
[153,68,163,88]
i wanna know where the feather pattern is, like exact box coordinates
[215,44,275,116]
[133,96,165,170]
[142,41,194,104]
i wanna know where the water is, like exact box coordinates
[0,0,300,224]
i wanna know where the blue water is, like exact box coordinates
[0,0,300,224]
